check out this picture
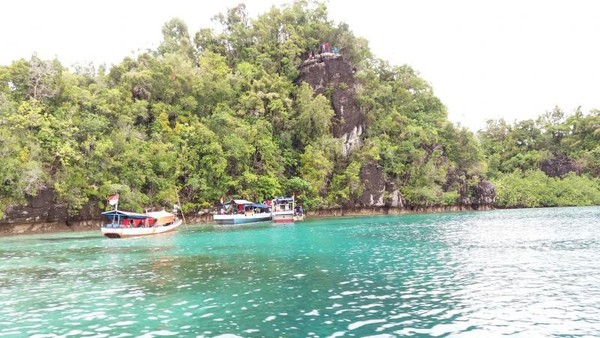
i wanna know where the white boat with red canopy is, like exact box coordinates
[101,209,182,238]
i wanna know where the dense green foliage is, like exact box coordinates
[0,1,598,217]
[479,108,600,207]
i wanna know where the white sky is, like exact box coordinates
[2,0,599,131]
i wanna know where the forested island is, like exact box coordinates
[1,1,599,229]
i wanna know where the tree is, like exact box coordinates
[294,83,334,148]
[158,18,196,62]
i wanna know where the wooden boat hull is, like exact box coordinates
[101,219,182,238]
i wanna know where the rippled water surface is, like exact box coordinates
[2,207,600,337]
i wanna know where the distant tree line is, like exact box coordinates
[479,107,600,207]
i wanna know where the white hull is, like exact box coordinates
[272,210,294,223]
[101,219,182,238]
[213,212,272,225]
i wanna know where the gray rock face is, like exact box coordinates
[2,188,100,225]
[475,180,496,205]
[3,188,67,224]
[300,55,389,207]
[358,161,386,207]
[298,54,497,210]
[390,189,403,208]
[540,153,580,177]
[298,54,364,155]
[444,169,496,208]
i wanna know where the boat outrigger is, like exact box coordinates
[213,199,272,225]
[101,209,182,238]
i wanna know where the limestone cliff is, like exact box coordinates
[298,54,364,156]
[298,53,495,210]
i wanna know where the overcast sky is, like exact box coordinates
[2,0,599,131]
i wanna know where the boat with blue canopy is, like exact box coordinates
[213,199,272,225]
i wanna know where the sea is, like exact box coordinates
[1,206,599,337]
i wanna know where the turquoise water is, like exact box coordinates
[1,207,600,337]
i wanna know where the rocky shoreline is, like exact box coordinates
[0,204,493,237]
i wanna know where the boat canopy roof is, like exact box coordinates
[101,209,174,220]
[146,210,174,220]
[221,200,268,209]
[101,210,149,219]
[249,203,268,208]
[223,199,254,205]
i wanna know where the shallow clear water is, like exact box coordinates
[1,207,600,337]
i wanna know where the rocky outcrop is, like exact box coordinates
[475,180,496,206]
[444,169,496,208]
[298,53,496,210]
[0,188,103,235]
[540,153,580,177]
[358,161,385,207]
[3,188,68,224]
[300,55,393,208]
[298,53,364,155]
[2,188,101,225]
